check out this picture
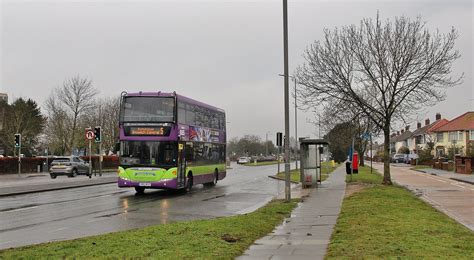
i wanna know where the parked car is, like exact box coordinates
[407,153,419,163]
[237,157,251,164]
[391,154,408,163]
[49,156,89,178]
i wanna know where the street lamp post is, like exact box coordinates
[278,75,298,170]
[265,131,271,156]
[294,78,298,170]
[282,0,290,202]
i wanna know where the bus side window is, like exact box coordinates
[178,102,186,124]
[185,142,194,163]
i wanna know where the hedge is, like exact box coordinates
[0,156,119,174]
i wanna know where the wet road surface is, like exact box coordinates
[0,163,292,249]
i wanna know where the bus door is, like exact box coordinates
[177,142,186,188]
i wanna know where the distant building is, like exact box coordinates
[407,113,449,155]
[389,126,412,154]
[0,93,7,103]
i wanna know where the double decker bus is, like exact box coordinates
[117,91,226,194]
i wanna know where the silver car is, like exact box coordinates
[49,156,90,179]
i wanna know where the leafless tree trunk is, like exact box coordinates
[295,14,462,184]
[58,76,98,154]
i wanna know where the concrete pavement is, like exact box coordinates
[237,165,346,260]
[373,163,474,231]
[0,171,117,197]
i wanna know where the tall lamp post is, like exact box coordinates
[282,0,290,202]
[279,74,298,170]
[265,131,272,156]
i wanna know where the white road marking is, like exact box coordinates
[50,227,67,233]
[9,206,39,212]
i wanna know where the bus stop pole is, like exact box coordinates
[89,139,92,178]
[99,142,102,177]
[18,146,21,177]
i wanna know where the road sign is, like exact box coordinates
[85,129,95,140]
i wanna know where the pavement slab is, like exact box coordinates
[237,165,346,260]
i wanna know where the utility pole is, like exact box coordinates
[282,0,291,202]
[294,77,298,170]
[265,132,268,156]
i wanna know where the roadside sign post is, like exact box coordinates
[94,126,102,177]
[15,134,21,177]
[276,132,283,174]
[45,148,48,173]
[85,128,95,178]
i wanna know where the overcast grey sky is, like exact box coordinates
[1,0,472,141]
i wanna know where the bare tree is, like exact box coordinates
[295,14,462,184]
[81,96,120,154]
[58,76,98,154]
[44,95,72,155]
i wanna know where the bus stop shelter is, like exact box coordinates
[299,138,329,188]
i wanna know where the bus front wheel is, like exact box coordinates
[135,187,145,195]
[186,174,193,192]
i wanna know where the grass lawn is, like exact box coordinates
[346,165,383,184]
[275,162,340,183]
[243,160,279,166]
[327,166,474,259]
[0,200,298,259]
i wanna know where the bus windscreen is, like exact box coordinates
[122,97,175,122]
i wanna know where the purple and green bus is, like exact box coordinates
[117,91,226,194]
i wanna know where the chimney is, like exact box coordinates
[425,119,430,126]
[417,122,421,129]
[436,113,441,120]
[397,131,400,135]
[401,129,404,134]
[405,125,410,131]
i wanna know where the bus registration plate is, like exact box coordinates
[138,183,152,187]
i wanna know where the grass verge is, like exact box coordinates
[243,161,279,166]
[275,162,340,183]
[327,166,474,259]
[0,200,298,259]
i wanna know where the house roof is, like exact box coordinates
[411,118,449,137]
[390,130,413,143]
[428,119,449,132]
[432,112,474,132]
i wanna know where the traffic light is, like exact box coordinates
[276,132,282,147]
[94,126,101,143]
[14,134,21,148]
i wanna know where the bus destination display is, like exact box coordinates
[126,126,171,136]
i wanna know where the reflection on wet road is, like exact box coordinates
[0,163,291,249]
